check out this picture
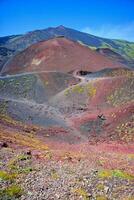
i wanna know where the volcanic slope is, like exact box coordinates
[0,67,133,144]
[1,37,126,75]
[96,48,129,66]
[50,68,134,143]
[0,25,134,70]
[0,71,80,135]
[0,67,134,200]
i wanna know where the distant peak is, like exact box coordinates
[56,25,66,29]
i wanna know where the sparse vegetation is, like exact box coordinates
[98,169,134,180]
[107,78,134,106]
[0,170,17,181]
[64,83,96,98]
[0,184,23,199]
[73,188,90,200]
[114,40,134,60]
[96,195,108,200]
[51,169,60,179]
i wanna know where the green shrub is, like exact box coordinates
[0,185,23,198]
[0,170,17,181]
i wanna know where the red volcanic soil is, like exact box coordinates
[0,115,134,174]
[1,37,126,75]
[69,71,134,143]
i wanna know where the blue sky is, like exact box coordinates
[0,0,134,41]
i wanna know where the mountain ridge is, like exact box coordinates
[0,25,134,70]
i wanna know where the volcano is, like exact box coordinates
[0,27,134,200]
[1,37,126,75]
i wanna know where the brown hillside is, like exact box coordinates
[1,37,126,74]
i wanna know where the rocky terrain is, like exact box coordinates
[0,28,134,200]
